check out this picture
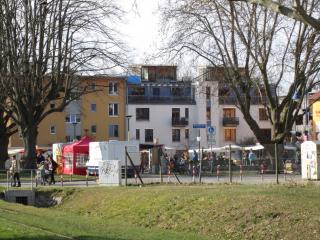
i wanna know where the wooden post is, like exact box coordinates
[159,148,163,183]
[275,143,279,184]
[229,144,232,183]
[31,170,34,191]
[125,146,128,186]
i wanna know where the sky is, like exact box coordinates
[118,0,163,64]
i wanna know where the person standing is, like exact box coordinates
[47,156,57,184]
[248,149,256,166]
[10,155,21,187]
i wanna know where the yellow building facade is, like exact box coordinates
[9,76,126,148]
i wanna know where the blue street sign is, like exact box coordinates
[208,126,216,135]
[193,124,206,129]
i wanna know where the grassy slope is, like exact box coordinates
[1,183,320,239]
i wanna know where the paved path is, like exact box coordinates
[0,173,308,189]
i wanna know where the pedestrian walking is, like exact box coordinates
[10,155,21,187]
[47,156,57,184]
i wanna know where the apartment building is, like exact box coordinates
[9,76,126,147]
[196,66,273,148]
[127,65,198,150]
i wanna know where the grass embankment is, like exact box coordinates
[1,183,320,239]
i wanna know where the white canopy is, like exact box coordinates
[243,144,264,151]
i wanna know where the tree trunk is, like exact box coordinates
[0,134,9,169]
[22,125,38,169]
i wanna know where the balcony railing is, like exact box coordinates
[219,96,268,105]
[223,117,240,126]
[128,95,196,104]
[172,117,189,127]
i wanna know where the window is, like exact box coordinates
[260,129,272,143]
[108,82,118,95]
[109,103,119,116]
[91,125,97,134]
[259,108,268,121]
[206,106,211,121]
[109,124,119,137]
[185,108,189,119]
[153,88,160,96]
[65,114,81,123]
[136,129,140,140]
[224,128,236,141]
[91,103,97,112]
[171,87,182,96]
[131,86,145,96]
[206,86,211,100]
[185,129,189,139]
[223,108,236,117]
[75,153,89,168]
[136,108,149,120]
[50,126,56,134]
[64,153,73,168]
[145,129,153,142]
[172,129,180,142]
[50,103,55,109]
[89,82,96,90]
[172,108,180,121]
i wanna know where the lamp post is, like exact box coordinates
[197,131,201,183]
[125,115,132,141]
[72,122,77,140]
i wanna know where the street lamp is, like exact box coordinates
[72,122,77,140]
[125,115,132,141]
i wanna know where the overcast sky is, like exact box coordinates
[118,0,163,64]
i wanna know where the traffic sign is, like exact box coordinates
[208,126,216,135]
[193,124,206,128]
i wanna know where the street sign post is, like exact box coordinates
[193,124,206,128]
[208,126,216,135]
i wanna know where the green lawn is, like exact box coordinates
[1,183,320,239]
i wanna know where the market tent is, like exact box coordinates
[243,144,264,151]
[62,136,91,175]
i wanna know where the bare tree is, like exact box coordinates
[0,99,17,167]
[230,0,320,31]
[162,0,320,144]
[0,0,127,168]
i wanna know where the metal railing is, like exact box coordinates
[128,95,196,104]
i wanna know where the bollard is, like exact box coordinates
[284,169,287,181]
[261,166,264,181]
[192,165,196,184]
[31,170,34,191]
[134,170,138,184]
[60,174,63,187]
[217,165,220,181]
[240,164,243,182]
[167,168,171,184]
[86,170,89,187]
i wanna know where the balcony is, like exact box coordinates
[223,117,239,127]
[128,95,196,104]
[219,96,268,105]
[172,117,188,127]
